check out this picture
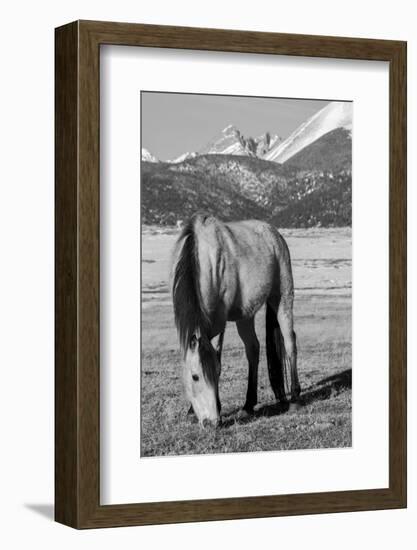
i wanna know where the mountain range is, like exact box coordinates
[142,101,351,164]
[141,101,352,227]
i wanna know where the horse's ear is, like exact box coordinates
[190,334,198,350]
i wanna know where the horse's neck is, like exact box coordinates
[197,232,231,336]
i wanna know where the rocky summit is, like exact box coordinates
[199,125,280,158]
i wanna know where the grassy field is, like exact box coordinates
[141,226,352,457]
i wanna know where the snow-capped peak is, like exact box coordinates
[141,147,159,163]
[264,101,352,164]
[167,151,197,163]
[222,124,239,134]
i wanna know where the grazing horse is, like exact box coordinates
[171,213,300,426]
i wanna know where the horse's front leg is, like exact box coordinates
[236,317,259,414]
[216,330,225,367]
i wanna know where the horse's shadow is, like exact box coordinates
[220,368,352,428]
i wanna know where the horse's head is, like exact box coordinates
[183,333,220,426]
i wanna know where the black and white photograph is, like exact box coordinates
[2,1,410,543]
[140,92,352,457]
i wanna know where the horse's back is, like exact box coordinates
[228,219,292,288]
[196,217,291,322]
[224,219,279,271]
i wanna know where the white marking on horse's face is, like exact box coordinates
[183,335,219,426]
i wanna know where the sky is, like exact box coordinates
[141,92,331,161]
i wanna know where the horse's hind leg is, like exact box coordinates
[236,317,259,413]
[215,331,225,413]
[266,298,287,403]
[277,296,301,403]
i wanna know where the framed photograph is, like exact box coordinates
[55,20,406,528]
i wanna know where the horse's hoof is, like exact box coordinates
[288,401,302,412]
[236,409,251,421]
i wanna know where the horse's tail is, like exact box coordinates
[265,303,288,402]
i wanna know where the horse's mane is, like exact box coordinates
[172,215,211,357]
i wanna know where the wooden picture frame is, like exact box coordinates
[55,20,407,529]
